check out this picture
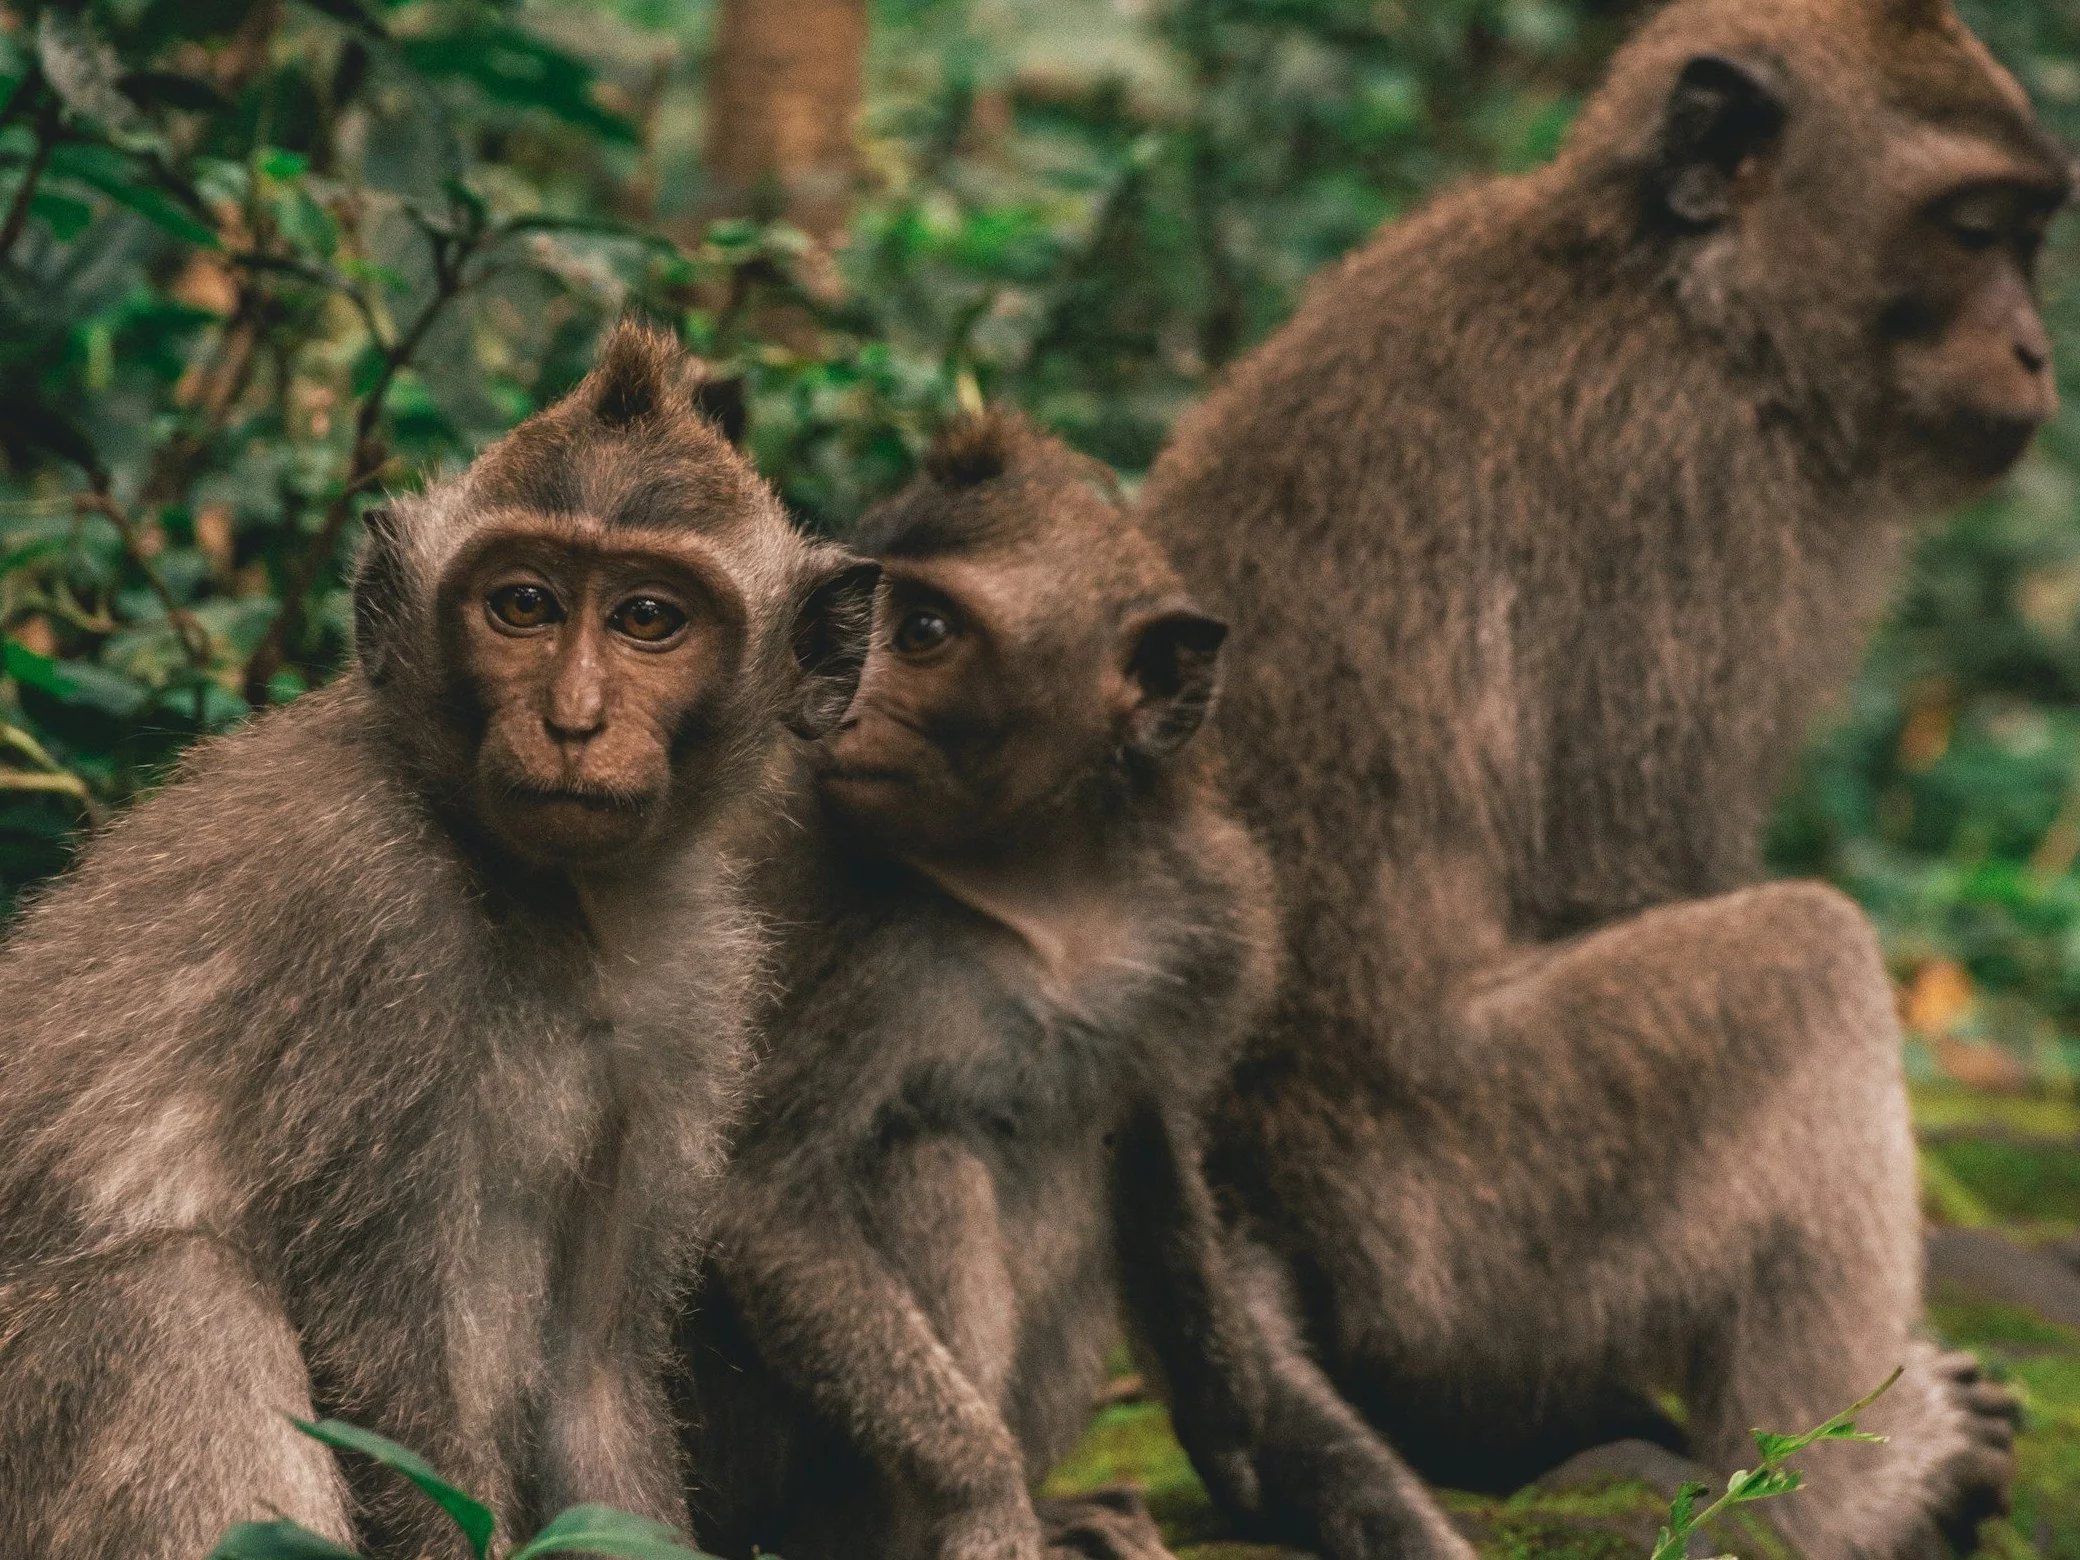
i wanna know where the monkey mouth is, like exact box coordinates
[503,783,651,816]
[816,765,914,789]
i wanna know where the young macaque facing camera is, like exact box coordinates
[675,413,1473,1560]
[0,321,877,1559]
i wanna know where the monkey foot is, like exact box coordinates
[1923,1349,2019,1556]
[1035,1487,1177,1560]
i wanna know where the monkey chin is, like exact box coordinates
[1898,408,2047,507]
[477,785,662,871]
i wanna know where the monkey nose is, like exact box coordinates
[2017,338,2050,376]
[544,705,606,746]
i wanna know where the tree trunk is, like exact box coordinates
[704,0,867,246]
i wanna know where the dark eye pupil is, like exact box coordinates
[490,585,557,628]
[612,597,686,642]
[900,612,947,651]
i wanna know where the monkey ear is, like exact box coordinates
[1120,608,1228,760]
[352,505,409,688]
[787,559,883,740]
[1656,54,1788,228]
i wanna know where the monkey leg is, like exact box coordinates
[0,1231,352,1560]
[1115,1108,1475,1560]
[1303,882,2004,1560]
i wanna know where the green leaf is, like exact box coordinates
[45,145,219,249]
[442,176,489,230]
[0,535,70,577]
[205,1519,363,1559]
[1751,1430,1802,1464]
[28,188,93,240]
[2,641,74,698]
[260,148,310,182]
[1812,1425,1888,1445]
[349,344,389,398]
[1724,1467,1801,1504]
[509,1506,713,1560]
[1667,1479,1703,1533]
[292,1419,495,1560]
[57,661,152,719]
[398,26,638,144]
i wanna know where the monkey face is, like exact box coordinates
[1877,171,2067,492]
[815,552,1226,857]
[438,524,747,868]
[1633,9,2069,503]
[813,557,1080,855]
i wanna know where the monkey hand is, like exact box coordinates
[1258,1426,1477,1560]
[1035,1487,1177,1560]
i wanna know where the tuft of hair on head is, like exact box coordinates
[922,408,1036,489]
[587,316,704,431]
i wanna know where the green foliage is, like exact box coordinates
[206,1418,711,1560]
[8,0,2080,1081]
[294,1417,496,1555]
[1649,1372,1898,1560]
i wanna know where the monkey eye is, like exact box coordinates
[892,607,955,656]
[1942,190,2010,252]
[609,595,689,645]
[487,583,564,632]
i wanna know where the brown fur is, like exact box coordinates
[672,416,1468,1560]
[0,321,876,1559]
[1137,3,2060,1556]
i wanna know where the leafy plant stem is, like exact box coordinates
[1649,1367,1902,1560]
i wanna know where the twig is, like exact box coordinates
[73,486,214,672]
[0,720,106,823]
[0,96,61,268]
[238,230,474,706]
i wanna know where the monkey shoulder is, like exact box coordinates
[0,682,582,1250]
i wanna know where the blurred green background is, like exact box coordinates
[12,1,2080,1553]
[8,0,2080,1096]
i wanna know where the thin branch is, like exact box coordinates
[1,721,108,824]
[0,65,40,130]
[74,487,214,673]
[0,96,61,269]
[239,233,474,706]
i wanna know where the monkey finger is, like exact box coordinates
[1960,1381,2023,1426]
[1036,1488,1175,1560]
[1932,1348,1988,1384]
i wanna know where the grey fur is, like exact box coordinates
[0,321,871,1559]
[1138,1,2059,1556]
[674,418,1469,1560]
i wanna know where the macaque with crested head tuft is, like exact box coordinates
[0,319,877,1559]
[1137,1,2064,1556]
[672,412,1474,1560]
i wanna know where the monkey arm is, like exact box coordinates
[1112,1106,1474,1560]
[711,1189,1045,1559]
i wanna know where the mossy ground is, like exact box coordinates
[1040,1085,2080,1559]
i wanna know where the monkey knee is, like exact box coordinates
[1693,883,1896,1058]
[0,1236,342,1554]
[1731,881,1883,973]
